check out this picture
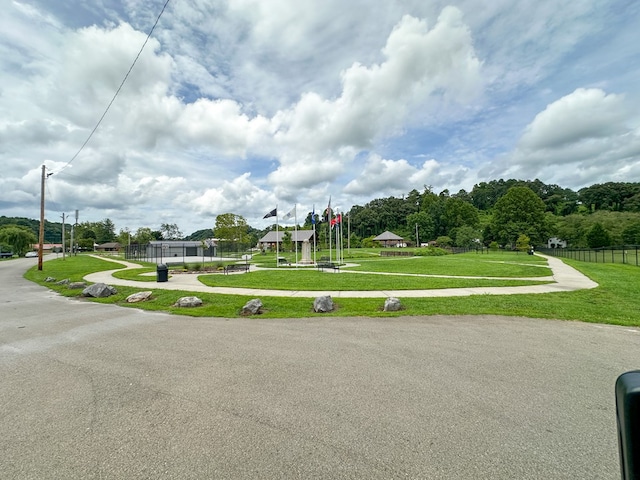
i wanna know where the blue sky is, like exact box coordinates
[1,0,639,235]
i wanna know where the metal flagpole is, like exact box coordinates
[312,205,316,264]
[327,198,332,263]
[276,204,279,267]
[294,204,298,267]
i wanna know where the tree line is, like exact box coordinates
[2,179,640,256]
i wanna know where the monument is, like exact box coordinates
[300,239,313,264]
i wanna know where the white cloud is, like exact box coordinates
[273,9,482,153]
[485,88,640,187]
[182,173,274,219]
[519,88,629,151]
[344,154,469,196]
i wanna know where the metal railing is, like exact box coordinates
[537,246,640,266]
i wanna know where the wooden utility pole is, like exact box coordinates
[61,213,66,261]
[38,165,45,271]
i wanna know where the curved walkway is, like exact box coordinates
[84,254,598,298]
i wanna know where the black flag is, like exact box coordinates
[263,208,277,219]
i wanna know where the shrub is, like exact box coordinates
[414,247,449,256]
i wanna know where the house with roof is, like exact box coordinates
[96,242,121,252]
[373,231,406,247]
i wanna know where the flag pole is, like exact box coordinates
[312,204,317,264]
[294,204,298,267]
[276,204,279,267]
[327,197,332,263]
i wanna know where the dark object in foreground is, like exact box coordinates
[616,371,640,479]
[157,263,168,282]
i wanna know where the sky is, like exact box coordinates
[1,0,639,236]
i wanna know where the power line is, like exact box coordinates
[56,0,172,175]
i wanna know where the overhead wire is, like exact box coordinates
[55,0,172,175]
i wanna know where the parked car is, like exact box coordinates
[25,251,38,257]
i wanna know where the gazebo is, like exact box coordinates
[373,231,405,247]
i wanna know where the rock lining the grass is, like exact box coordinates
[383,297,402,312]
[241,298,263,316]
[126,291,153,303]
[68,282,87,290]
[173,296,203,308]
[82,283,117,298]
[313,295,334,313]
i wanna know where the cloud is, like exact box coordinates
[182,173,275,219]
[267,8,482,194]
[485,88,640,187]
[1,1,639,234]
[274,9,481,152]
[518,88,629,150]
[344,154,469,196]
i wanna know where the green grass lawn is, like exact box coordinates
[22,252,640,326]
[198,269,549,290]
[346,252,550,277]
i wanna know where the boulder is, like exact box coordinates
[383,297,402,312]
[56,279,70,285]
[44,276,56,283]
[82,283,117,298]
[173,296,203,308]
[68,282,87,290]
[126,291,153,303]
[313,295,334,313]
[241,298,263,316]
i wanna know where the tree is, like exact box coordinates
[406,211,435,244]
[516,234,531,252]
[454,225,482,248]
[0,225,37,256]
[436,236,453,247]
[214,213,250,253]
[160,223,183,240]
[622,222,640,244]
[442,197,479,232]
[282,231,292,252]
[117,228,131,246]
[491,187,548,246]
[586,223,611,248]
[133,227,154,245]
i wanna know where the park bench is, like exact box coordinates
[316,262,340,272]
[277,257,291,266]
[224,264,250,274]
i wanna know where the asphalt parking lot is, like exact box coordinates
[1,257,638,479]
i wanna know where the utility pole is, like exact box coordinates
[38,165,46,271]
[61,213,67,261]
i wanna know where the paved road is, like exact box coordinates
[1,257,638,479]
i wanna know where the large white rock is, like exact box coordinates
[384,297,402,312]
[82,283,117,298]
[173,296,203,308]
[126,291,153,303]
[241,298,263,316]
[313,295,334,313]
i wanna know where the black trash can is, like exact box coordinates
[157,263,168,282]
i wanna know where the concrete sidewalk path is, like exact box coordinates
[84,254,598,298]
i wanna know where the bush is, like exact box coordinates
[414,247,449,256]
